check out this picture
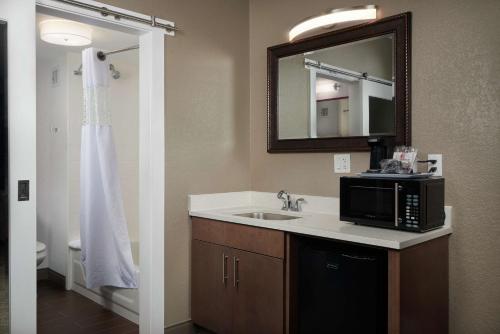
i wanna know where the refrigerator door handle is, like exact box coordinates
[341,253,376,261]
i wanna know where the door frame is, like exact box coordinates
[12,0,169,332]
[0,1,38,333]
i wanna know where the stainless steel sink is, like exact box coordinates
[233,212,300,220]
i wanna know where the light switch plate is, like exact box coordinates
[334,154,351,173]
[428,154,443,176]
[18,180,29,201]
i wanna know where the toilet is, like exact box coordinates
[37,241,47,267]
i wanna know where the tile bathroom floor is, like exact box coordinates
[37,279,139,334]
[37,279,211,334]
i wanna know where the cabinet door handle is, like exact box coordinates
[233,257,239,288]
[222,253,228,286]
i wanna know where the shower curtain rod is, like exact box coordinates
[52,0,178,33]
[304,59,393,87]
[74,45,139,75]
[97,45,139,61]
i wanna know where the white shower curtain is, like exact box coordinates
[80,47,137,289]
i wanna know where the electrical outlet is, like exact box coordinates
[428,154,443,176]
[334,154,351,173]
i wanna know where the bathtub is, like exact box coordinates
[67,240,140,324]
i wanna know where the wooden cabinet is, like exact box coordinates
[191,217,449,334]
[191,218,284,334]
[387,236,449,334]
[231,248,284,334]
[191,240,232,334]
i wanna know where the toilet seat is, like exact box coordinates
[37,241,47,267]
[37,241,46,253]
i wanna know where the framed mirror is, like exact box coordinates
[267,12,411,152]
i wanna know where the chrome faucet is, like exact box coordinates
[277,190,291,210]
[291,198,306,212]
[277,190,306,212]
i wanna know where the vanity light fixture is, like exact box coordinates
[288,5,377,41]
[40,19,92,46]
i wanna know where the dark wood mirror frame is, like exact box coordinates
[267,12,411,153]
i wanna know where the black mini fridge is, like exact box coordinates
[297,237,387,334]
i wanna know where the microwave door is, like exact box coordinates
[347,184,397,228]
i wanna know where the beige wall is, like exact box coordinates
[250,1,500,333]
[310,36,393,80]
[101,0,251,327]
[278,55,310,139]
[163,0,250,325]
[101,0,499,332]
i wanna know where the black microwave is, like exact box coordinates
[340,176,445,232]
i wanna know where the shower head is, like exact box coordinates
[74,64,82,76]
[73,63,121,79]
[109,64,120,79]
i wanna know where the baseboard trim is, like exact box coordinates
[71,283,139,324]
[48,269,65,288]
[37,268,48,281]
[165,319,192,329]
[37,268,65,288]
[164,320,202,334]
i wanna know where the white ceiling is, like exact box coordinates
[36,13,139,61]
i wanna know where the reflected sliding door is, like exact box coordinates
[0,20,9,334]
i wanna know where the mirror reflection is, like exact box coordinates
[0,20,7,334]
[278,34,395,140]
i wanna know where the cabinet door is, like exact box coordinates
[191,240,232,334]
[231,249,284,334]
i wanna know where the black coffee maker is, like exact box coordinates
[367,137,393,171]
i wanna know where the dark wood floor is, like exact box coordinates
[37,279,211,334]
[37,280,138,334]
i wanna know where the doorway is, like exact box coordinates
[36,10,142,328]
[5,0,168,332]
[35,2,165,332]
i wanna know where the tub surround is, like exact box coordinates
[66,240,140,324]
[189,191,452,249]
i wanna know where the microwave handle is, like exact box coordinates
[394,183,399,227]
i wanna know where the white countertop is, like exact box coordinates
[188,191,453,250]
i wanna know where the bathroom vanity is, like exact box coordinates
[191,218,285,334]
[189,192,452,334]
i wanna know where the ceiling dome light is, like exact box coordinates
[40,19,92,46]
[289,5,377,41]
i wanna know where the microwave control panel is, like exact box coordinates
[404,193,420,229]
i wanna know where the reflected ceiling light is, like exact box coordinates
[288,5,377,41]
[40,19,92,46]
